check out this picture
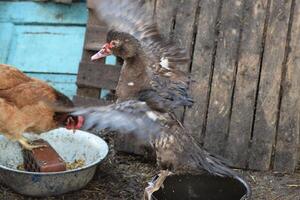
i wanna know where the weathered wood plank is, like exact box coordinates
[204,0,244,156]
[76,87,100,98]
[225,0,268,168]
[73,95,112,106]
[84,25,107,51]
[0,23,14,63]
[273,0,300,173]
[0,2,87,24]
[155,0,176,36]
[26,73,77,98]
[172,0,199,71]
[54,0,73,4]
[248,0,293,171]
[184,0,222,143]
[77,62,121,90]
[7,25,85,74]
[76,4,108,100]
[34,0,73,3]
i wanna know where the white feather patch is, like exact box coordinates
[160,57,170,69]
[127,82,134,86]
[146,111,158,121]
[164,72,173,77]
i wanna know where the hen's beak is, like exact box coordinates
[91,43,112,60]
[66,116,84,133]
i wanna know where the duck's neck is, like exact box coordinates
[116,54,150,101]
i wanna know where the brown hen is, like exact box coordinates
[0,64,83,150]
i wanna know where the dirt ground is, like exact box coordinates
[0,137,299,200]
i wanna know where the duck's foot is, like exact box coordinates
[18,137,46,150]
[144,170,171,200]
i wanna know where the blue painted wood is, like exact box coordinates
[7,25,85,74]
[0,2,87,24]
[0,23,14,63]
[100,55,117,99]
[0,1,88,98]
[105,55,117,66]
[26,73,77,98]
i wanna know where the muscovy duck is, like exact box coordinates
[82,1,251,198]
[90,0,193,113]
[66,100,251,199]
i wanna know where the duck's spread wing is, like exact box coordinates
[138,74,194,112]
[69,100,161,138]
[92,0,189,68]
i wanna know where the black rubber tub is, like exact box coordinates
[152,174,251,200]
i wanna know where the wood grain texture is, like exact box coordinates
[77,62,121,90]
[204,0,244,156]
[172,0,199,72]
[0,2,87,99]
[248,0,293,171]
[84,25,107,51]
[0,23,14,63]
[77,5,108,99]
[273,0,300,173]
[7,25,85,74]
[184,0,222,143]
[0,2,87,24]
[27,73,77,98]
[76,87,100,98]
[225,0,268,168]
[155,0,177,38]
[54,0,73,3]
[73,95,111,106]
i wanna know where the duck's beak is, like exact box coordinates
[91,43,112,60]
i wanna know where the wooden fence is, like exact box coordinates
[75,0,300,173]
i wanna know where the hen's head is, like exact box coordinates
[91,30,140,60]
[65,115,84,130]
[54,113,84,131]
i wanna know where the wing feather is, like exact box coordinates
[69,100,162,139]
[92,0,189,67]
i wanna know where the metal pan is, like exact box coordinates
[0,128,108,197]
[151,173,251,200]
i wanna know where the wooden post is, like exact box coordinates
[273,0,300,173]
[204,0,244,156]
[184,0,223,143]
[225,0,269,168]
[76,5,107,101]
[248,0,293,171]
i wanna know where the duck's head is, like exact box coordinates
[91,30,140,60]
